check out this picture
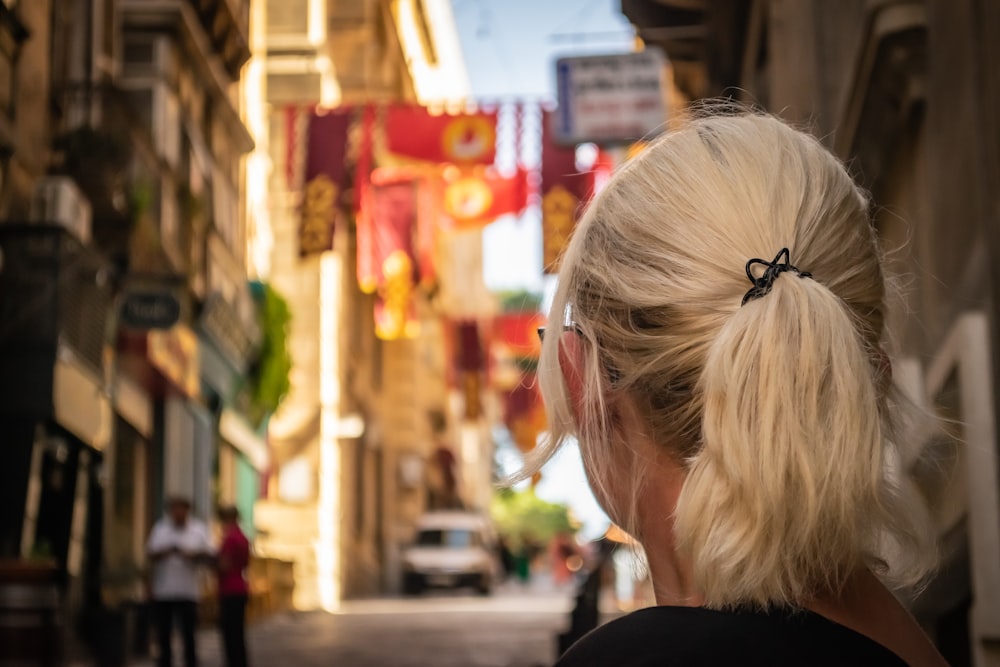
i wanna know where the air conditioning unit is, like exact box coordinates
[29,176,93,245]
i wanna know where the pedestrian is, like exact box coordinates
[215,505,251,667]
[550,533,578,588]
[497,535,516,582]
[146,495,214,667]
[529,107,947,666]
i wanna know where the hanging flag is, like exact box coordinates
[413,167,443,287]
[441,166,528,228]
[385,105,498,166]
[299,107,351,257]
[540,109,595,273]
[355,107,378,293]
[456,320,484,419]
[490,310,544,392]
[369,170,419,339]
[358,165,439,296]
[352,104,376,213]
[503,381,546,453]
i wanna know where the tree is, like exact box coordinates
[489,487,576,548]
[242,282,293,430]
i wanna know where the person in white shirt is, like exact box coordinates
[146,495,214,667]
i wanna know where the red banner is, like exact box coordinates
[385,106,498,166]
[357,166,438,295]
[541,110,595,272]
[493,311,544,359]
[504,381,546,453]
[490,310,543,393]
[441,167,528,228]
[367,170,420,339]
[442,168,528,227]
[299,107,351,257]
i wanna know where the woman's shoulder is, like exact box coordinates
[553,605,910,667]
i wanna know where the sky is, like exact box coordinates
[451,0,634,294]
[453,0,635,541]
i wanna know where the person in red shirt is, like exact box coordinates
[216,505,251,667]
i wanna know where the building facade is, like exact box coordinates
[623,1,1000,665]
[0,0,268,662]
[253,0,482,608]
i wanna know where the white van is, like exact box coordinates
[401,511,500,595]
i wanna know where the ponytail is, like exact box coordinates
[675,271,890,608]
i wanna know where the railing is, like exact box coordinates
[0,225,113,378]
[50,83,183,276]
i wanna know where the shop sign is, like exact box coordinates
[148,324,200,398]
[120,290,181,330]
[554,49,667,145]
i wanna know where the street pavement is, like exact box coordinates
[129,575,619,667]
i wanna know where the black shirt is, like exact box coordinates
[554,605,909,666]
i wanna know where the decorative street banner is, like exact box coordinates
[357,166,438,298]
[504,381,546,453]
[441,166,528,228]
[385,105,498,165]
[356,167,438,339]
[299,107,351,257]
[351,104,377,213]
[490,310,544,392]
[541,110,593,273]
[455,320,483,420]
[489,306,546,453]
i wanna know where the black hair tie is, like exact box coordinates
[741,248,813,306]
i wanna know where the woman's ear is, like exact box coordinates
[558,329,586,421]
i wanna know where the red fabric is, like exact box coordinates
[354,104,376,212]
[299,107,352,257]
[367,168,421,339]
[540,110,597,273]
[456,321,482,372]
[217,525,250,596]
[385,106,498,165]
[441,167,528,228]
[358,166,432,294]
[493,311,544,358]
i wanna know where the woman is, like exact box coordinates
[215,505,250,667]
[530,110,947,666]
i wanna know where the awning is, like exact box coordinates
[219,409,269,471]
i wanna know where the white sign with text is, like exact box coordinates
[554,49,667,146]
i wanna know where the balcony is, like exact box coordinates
[119,0,251,84]
[620,0,749,99]
[50,84,179,277]
[0,225,114,416]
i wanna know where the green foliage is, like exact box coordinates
[244,282,293,429]
[496,289,543,313]
[490,487,576,548]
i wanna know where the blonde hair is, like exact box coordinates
[528,109,935,609]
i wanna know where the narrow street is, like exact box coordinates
[134,578,605,667]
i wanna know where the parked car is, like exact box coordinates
[401,511,499,595]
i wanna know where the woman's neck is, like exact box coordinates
[633,452,704,608]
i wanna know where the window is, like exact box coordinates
[416,528,478,549]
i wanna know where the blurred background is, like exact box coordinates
[0,0,997,665]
